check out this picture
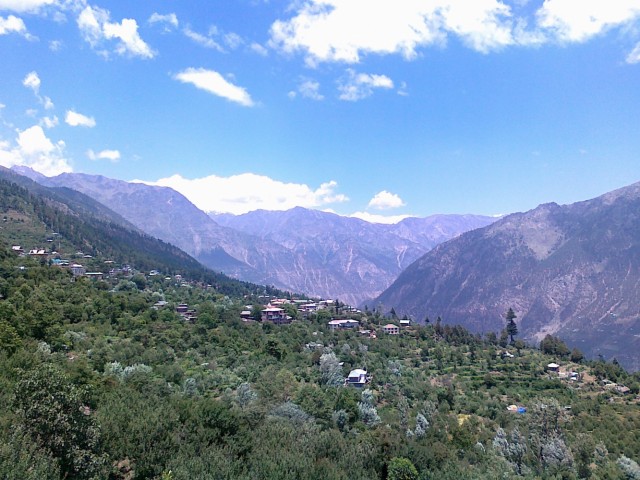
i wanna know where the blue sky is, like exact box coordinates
[1,0,639,222]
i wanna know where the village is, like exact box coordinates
[10,242,639,406]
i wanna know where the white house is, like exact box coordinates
[328,319,360,331]
[382,324,400,335]
[347,369,368,388]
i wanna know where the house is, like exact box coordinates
[69,264,86,276]
[261,307,291,325]
[400,319,411,328]
[176,303,189,314]
[305,342,324,350]
[85,272,104,280]
[382,324,400,335]
[328,319,360,331]
[240,310,253,321]
[616,385,631,394]
[546,362,560,373]
[346,369,369,388]
[299,303,318,313]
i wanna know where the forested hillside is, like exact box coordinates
[0,176,273,297]
[0,245,639,479]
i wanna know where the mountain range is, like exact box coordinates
[375,182,640,371]
[6,166,640,369]
[0,167,268,297]
[13,167,495,305]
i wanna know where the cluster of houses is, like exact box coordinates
[239,297,411,339]
[546,362,633,395]
[11,245,108,278]
[240,297,364,326]
[328,319,409,338]
[11,244,194,290]
[546,362,581,381]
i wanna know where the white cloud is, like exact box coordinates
[349,211,412,224]
[0,14,26,35]
[174,68,254,107]
[65,110,96,127]
[40,115,58,128]
[367,190,406,210]
[270,0,517,65]
[23,71,54,109]
[338,69,393,101]
[0,125,72,176]
[148,12,178,31]
[78,5,155,59]
[439,0,514,52]
[536,1,640,43]
[290,79,324,100]
[136,174,349,215]
[0,0,55,13]
[224,32,243,49]
[49,39,62,51]
[183,26,223,50]
[627,41,640,63]
[269,0,640,64]
[22,71,40,92]
[43,96,54,109]
[250,42,269,56]
[87,148,120,162]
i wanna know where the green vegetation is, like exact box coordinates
[0,175,639,479]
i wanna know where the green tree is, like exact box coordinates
[12,364,107,479]
[498,329,509,348]
[388,457,419,480]
[0,321,21,355]
[505,308,518,344]
[0,431,60,480]
[265,337,287,360]
[571,347,584,363]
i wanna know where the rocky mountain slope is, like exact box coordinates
[213,208,495,305]
[29,172,297,286]
[15,168,494,305]
[375,182,640,370]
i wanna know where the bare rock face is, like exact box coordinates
[212,208,495,305]
[376,183,640,371]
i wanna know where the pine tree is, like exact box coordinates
[505,308,518,344]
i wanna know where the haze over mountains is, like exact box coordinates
[13,167,495,305]
[375,182,640,371]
